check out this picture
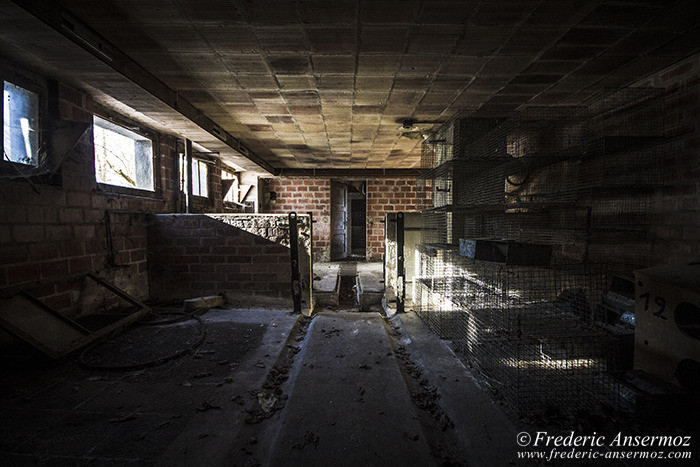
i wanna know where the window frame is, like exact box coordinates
[0,69,46,176]
[179,153,212,200]
[92,112,161,198]
[191,158,210,199]
[221,166,239,205]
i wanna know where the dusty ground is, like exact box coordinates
[0,308,297,465]
[4,303,693,466]
[0,304,521,466]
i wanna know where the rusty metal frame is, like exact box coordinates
[289,212,302,314]
[396,212,406,314]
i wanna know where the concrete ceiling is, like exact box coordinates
[3,1,700,171]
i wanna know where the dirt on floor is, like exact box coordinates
[0,307,295,465]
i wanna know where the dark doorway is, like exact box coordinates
[330,180,348,260]
[350,198,366,255]
[330,179,366,260]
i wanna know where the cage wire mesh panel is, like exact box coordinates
[414,88,667,417]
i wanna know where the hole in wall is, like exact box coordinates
[674,302,700,340]
[675,359,700,393]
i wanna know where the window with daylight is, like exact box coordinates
[222,169,238,203]
[179,155,209,198]
[93,115,154,191]
[3,81,40,166]
[192,159,208,197]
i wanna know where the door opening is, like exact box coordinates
[330,179,366,260]
[350,197,366,256]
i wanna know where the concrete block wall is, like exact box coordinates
[148,214,312,308]
[263,176,418,261]
[636,53,700,266]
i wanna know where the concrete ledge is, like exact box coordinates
[313,263,340,307]
[358,275,383,312]
[396,311,520,466]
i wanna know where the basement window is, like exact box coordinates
[3,81,39,166]
[222,169,238,203]
[192,159,208,197]
[179,155,209,198]
[93,116,154,191]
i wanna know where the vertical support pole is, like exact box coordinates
[397,211,405,314]
[289,212,302,314]
[185,138,193,214]
[307,211,314,274]
[105,210,115,267]
[383,214,387,302]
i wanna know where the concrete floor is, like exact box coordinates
[0,306,521,466]
[5,301,698,466]
[313,261,385,312]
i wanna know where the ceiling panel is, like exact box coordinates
[3,0,696,170]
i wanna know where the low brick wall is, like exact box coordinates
[148,214,312,308]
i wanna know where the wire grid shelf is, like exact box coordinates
[412,87,666,418]
[414,251,620,416]
[417,87,667,273]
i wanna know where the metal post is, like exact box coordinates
[396,212,405,314]
[185,138,193,214]
[307,211,314,275]
[383,214,387,301]
[289,212,302,314]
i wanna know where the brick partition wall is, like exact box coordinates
[148,214,312,308]
[263,177,332,260]
[262,176,418,261]
[366,178,419,259]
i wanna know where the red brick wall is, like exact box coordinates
[148,214,298,302]
[635,53,700,266]
[262,176,418,261]
[264,177,332,260]
[0,79,182,316]
[366,178,419,259]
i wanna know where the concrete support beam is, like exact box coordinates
[277,168,422,178]
[13,0,278,175]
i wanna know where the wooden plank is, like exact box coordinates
[0,275,151,359]
[0,294,89,359]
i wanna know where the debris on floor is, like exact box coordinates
[183,295,225,313]
[244,316,312,424]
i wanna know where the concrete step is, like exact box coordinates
[314,262,386,311]
[357,274,383,312]
[357,262,384,312]
[313,263,340,307]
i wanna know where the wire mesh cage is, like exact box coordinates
[412,87,667,418]
[414,252,621,416]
